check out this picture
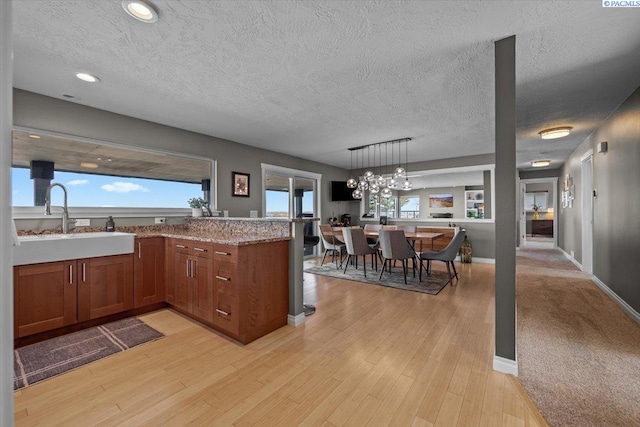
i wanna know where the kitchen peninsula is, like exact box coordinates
[14,217,291,346]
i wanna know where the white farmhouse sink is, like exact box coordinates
[13,232,135,266]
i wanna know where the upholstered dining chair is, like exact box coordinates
[419,229,466,286]
[378,230,417,284]
[342,227,378,277]
[319,224,346,268]
[363,223,382,246]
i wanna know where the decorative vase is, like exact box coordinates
[191,207,203,217]
[460,235,472,263]
[533,210,539,220]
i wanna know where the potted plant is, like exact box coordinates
[188,197,207,217]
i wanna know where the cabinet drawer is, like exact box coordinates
[215,262,237,298]
[213,244,238,263]
[214,296,239,335]
[192,242,214,258]
[172,239,192,254]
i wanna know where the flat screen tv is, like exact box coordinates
[331,181,358,201]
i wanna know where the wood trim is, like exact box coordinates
[508,375,550,427]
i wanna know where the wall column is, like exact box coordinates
[0,0,15,424]
[494,35,518,375]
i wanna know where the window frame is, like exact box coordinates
[11,127,217,219]
[399,195,420,219]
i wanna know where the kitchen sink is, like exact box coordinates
[13,232,135,266]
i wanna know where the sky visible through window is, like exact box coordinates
[266,190,314,217]
[11,168,202,208]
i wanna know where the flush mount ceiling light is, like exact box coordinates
[122,0,158,23]
[28,134,41,139]
[76,72,100,83]
[531,160,551,168]
[539,126,572,140]
[80,162,99,169]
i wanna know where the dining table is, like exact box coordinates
[329,227,444,251]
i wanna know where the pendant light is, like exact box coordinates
[346,149,357,188]
[352,149,363,198]
[401,139,413,190]
[363,146,375,182]
[387,141,398,189]
[376,144,387,187]
[357,148,369,191]
[394,141,405,178]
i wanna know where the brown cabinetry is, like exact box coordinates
[14,254,134,338]
[14,261,77,338]
[531,220,553,237]
[78,254,134,322]
[165,238,214,323]
[212,240,289,344]
[134,237,165,308]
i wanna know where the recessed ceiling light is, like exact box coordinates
[81,162,99,169]
[539,126,572,140]
[531,160,551,168]
[122,0,158,23]
[76,72,100,83]
[28,134,41,139]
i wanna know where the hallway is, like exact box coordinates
[516,247,640,426]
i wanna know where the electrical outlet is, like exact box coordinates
[75,218,90,227]
[155,218,166,224]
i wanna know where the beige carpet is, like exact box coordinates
[517,248,640,426]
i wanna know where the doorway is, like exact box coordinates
[262,164,321,258]
[581,152,594,274]
[519,178,558,248]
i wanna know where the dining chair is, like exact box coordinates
[342,227,378,277]
[419,229,466,286]
[378,230,417,284]
[319,224,346,268]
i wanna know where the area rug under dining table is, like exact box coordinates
[13,317,164,391]
[304,263,452,295]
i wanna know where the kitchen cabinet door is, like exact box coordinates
[192,243,214,323]
[173,251,192,313]
[78,254,134,322]
[14,260,77,338]
[134,237,165,308]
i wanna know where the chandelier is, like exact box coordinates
[346,137,413,198]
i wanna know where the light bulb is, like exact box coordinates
[401,179,413,190]
[352,189,363,199]
[381,188,393,198]
[387,178,398,189]
[394,166,405,178]
[369,183,380,194]
[363,170,375,181]
[358,179,369,190]
[346,177,358,188]
[376,175,387,187]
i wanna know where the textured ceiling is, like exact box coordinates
[12,1,640,171]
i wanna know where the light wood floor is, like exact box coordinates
[14,260,547,426]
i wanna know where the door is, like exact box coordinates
[14,260,77,337]
[265,172,291,218]
[581,154,594,274]
[78,254,134,322]
[134,237,165,308]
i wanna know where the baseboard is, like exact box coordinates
[493,355,518,376]
[591,276,640,326]
[470,257,495,264]
[287,313,305,327]
[558,247,582,270]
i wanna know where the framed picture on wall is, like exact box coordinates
[232,171,250,197]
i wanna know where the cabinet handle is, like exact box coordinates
[215,308,230,316]
[82,263,86,282]
[138,241,142,259]
[69,264,73,284]
[186,259,190,278]
[194,247,207,252]
[215,275,230,281]
[176,244,187,249]
[215,251,230,256]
